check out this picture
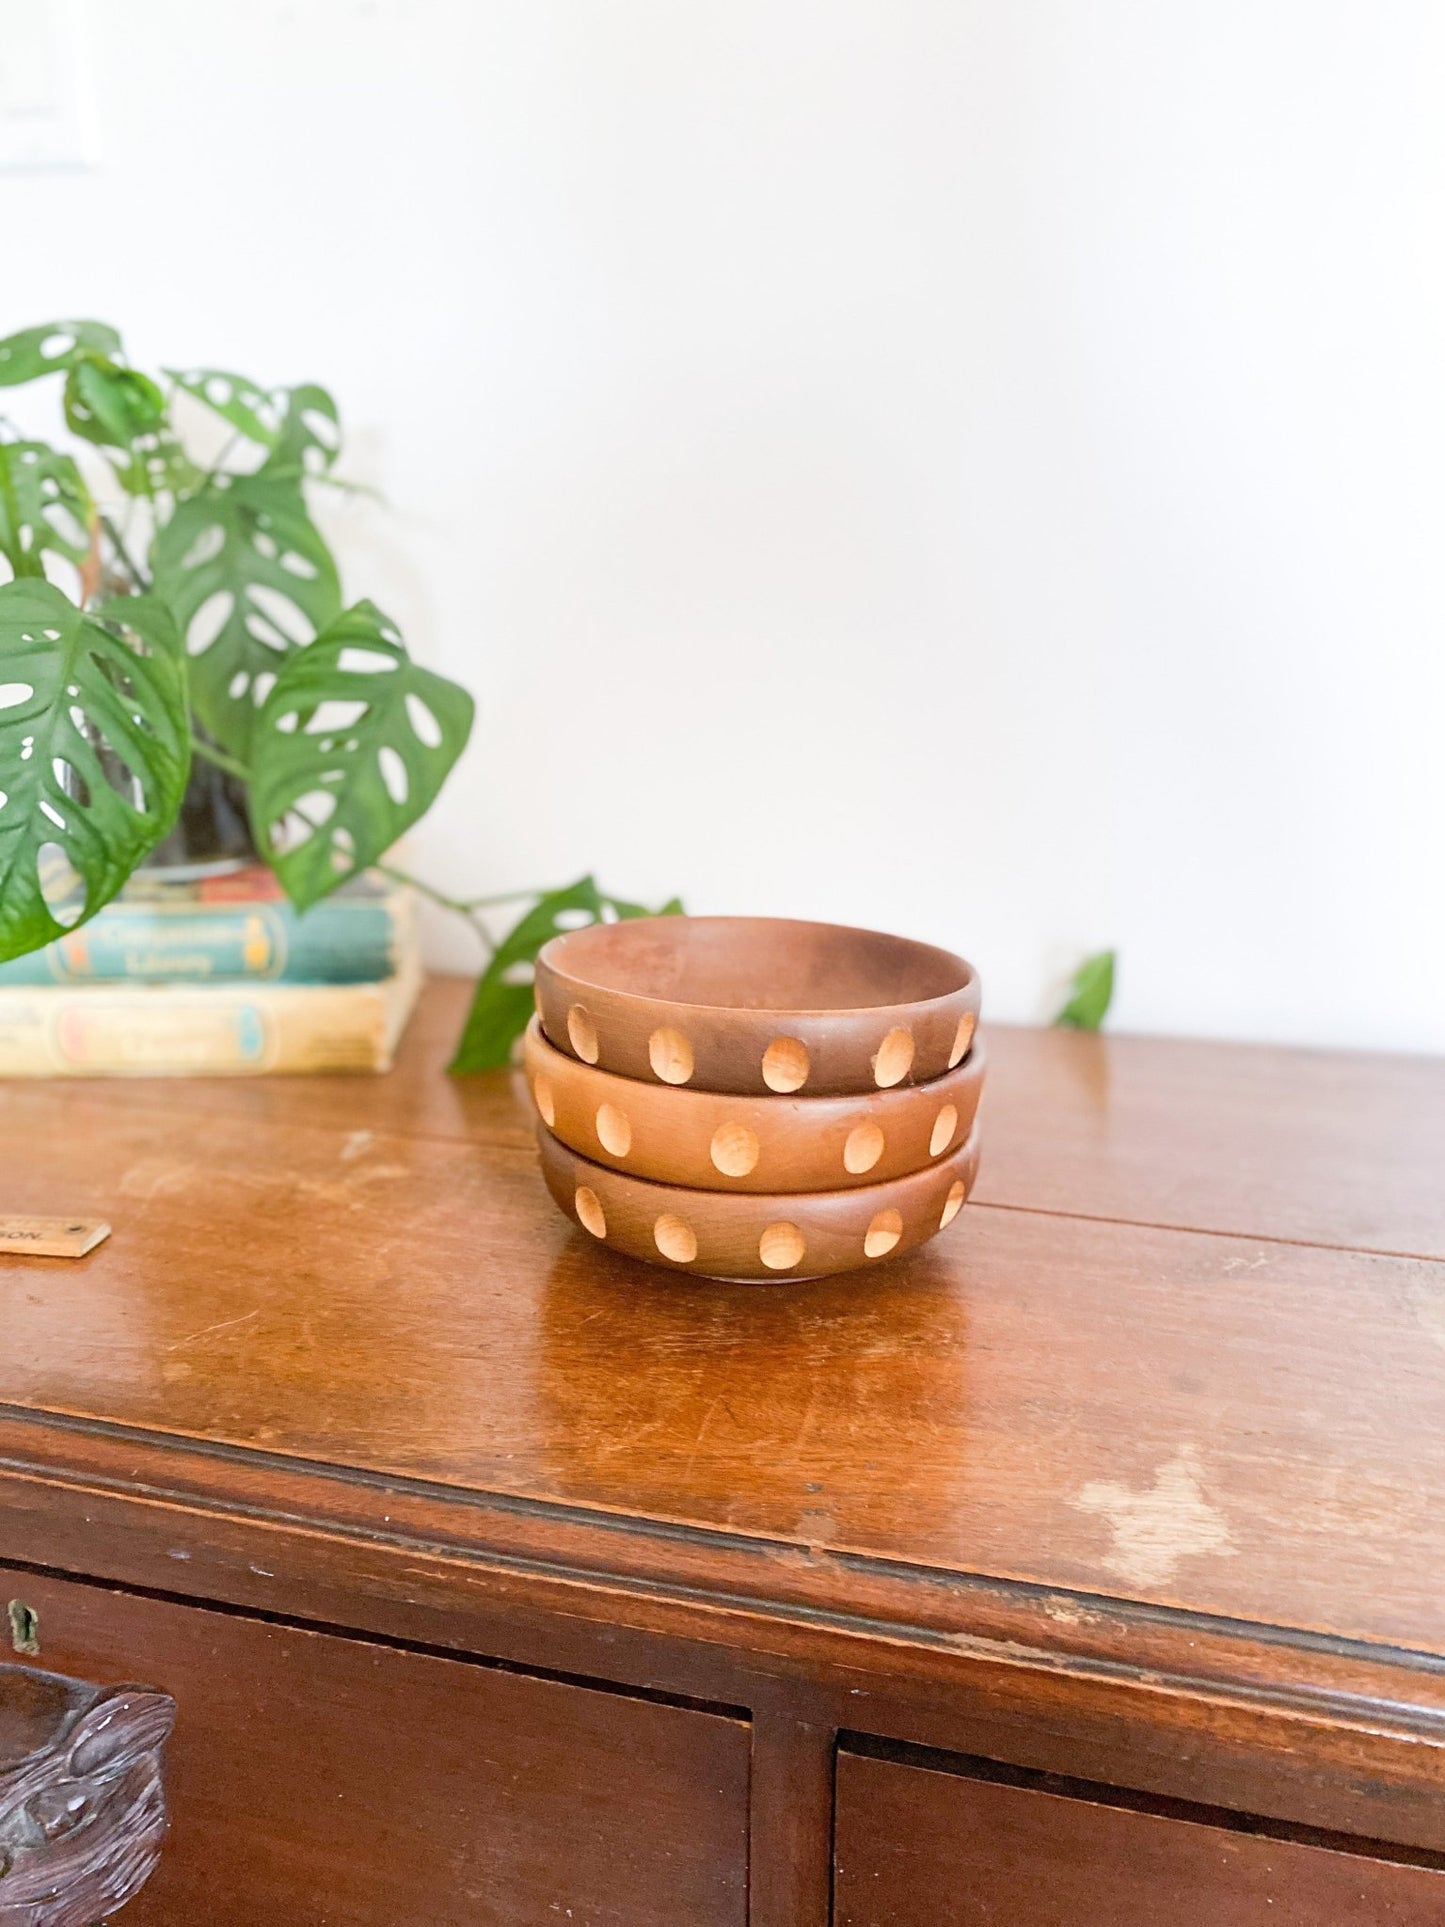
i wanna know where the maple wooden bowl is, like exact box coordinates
[524,1016,985,1194]
[537,1123,981,1281]
[535,915,980,1097]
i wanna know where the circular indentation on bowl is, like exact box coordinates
[649,1025,694,1085]
[710,1121,760,1177]
[595,1102,632,1158]
[761,1036,810,1093]
[567,1005,599,1063]
[930,1104,959,1157]
[949,1012,976,1068]
[532,1074,556,1128]
[759,1221,806,1270]
[574,1186,607,1237]
[873,1027,915,1088]
[843,1122,885,1174]
[654,1213,699,1263]
[940,1180,967,1228]
[864,1207,904,1257]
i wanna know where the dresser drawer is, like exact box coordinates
[834,1746,1445,1925]
[2,1568,749,1926]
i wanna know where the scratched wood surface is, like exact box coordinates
[1,980,1443,1655]
[67,976,1445,1259]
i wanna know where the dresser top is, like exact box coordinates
[3,979,1443,1662]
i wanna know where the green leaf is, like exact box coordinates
[450,878,604,1073]
[166,369,341,475]
[0,581,190,961]
[166,366,284,446]
[0,321,121,388]
[111,430,205,501]
[601,892,657,920]
[150,470,341,758]
[264,382,341,477]
[1054,949,1116,1030]
[248,599,474,911]
[449,882,684,1073]
[63,355,198,500]
[63,357,166,450]
[0,437,92,581]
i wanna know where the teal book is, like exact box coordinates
[0,868,414,987]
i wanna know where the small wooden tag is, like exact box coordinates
[0,1216,111,1259]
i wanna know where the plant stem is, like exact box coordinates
[100,514,151,591]
[189,735,249,782]
[371,861,503,956]
[197,428,243,490]
[372,869,538,913]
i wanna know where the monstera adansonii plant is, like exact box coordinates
[0,320,676,1069]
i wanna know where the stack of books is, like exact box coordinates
[0,866,421,1076]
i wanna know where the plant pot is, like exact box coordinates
[142,757,256,879]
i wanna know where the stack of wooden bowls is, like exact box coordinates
[528,915,984,1282]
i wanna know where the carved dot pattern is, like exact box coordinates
[759,1221,806,1271]
[843,1122,885,1175]
[532,1074,556,1128]
[710,1121,760,1178]
[949,1012,976,1069]
[649,1026,694,1085]
[574,1186,607,1238]
[654,1214,698,1263]
[595,1102,632,1158]
[761,1036,809,1093]
[940,1180,967,1229]
[567,1005,599,1063]
[872,1027,915,1088]
[864,1207,904,1258]
[929,1104,958,1158]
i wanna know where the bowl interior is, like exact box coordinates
[542,916,970,1014]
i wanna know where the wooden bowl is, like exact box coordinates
[537,1122,981,1281]
[524,1016,985,1193]
[535,915,980,1096]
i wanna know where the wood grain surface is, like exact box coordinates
[4,975,1445,1919]
[977,1020,1445,1260]
[67,976,1445,1257]
[834,1747,1445,1924]
[5,1569,749,1927]
[0,985,1441,1653]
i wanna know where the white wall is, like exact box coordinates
[2,0,1441,1050]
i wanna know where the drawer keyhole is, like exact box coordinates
[7,1599,39,1657]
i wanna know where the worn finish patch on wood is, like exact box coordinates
[0,979,1443,1923]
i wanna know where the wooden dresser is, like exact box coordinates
[2,979,1443,1924]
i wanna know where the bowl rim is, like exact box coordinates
[538,914,978,1019]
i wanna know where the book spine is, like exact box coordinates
[0,971,419,1076]
[0,895,411,987]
